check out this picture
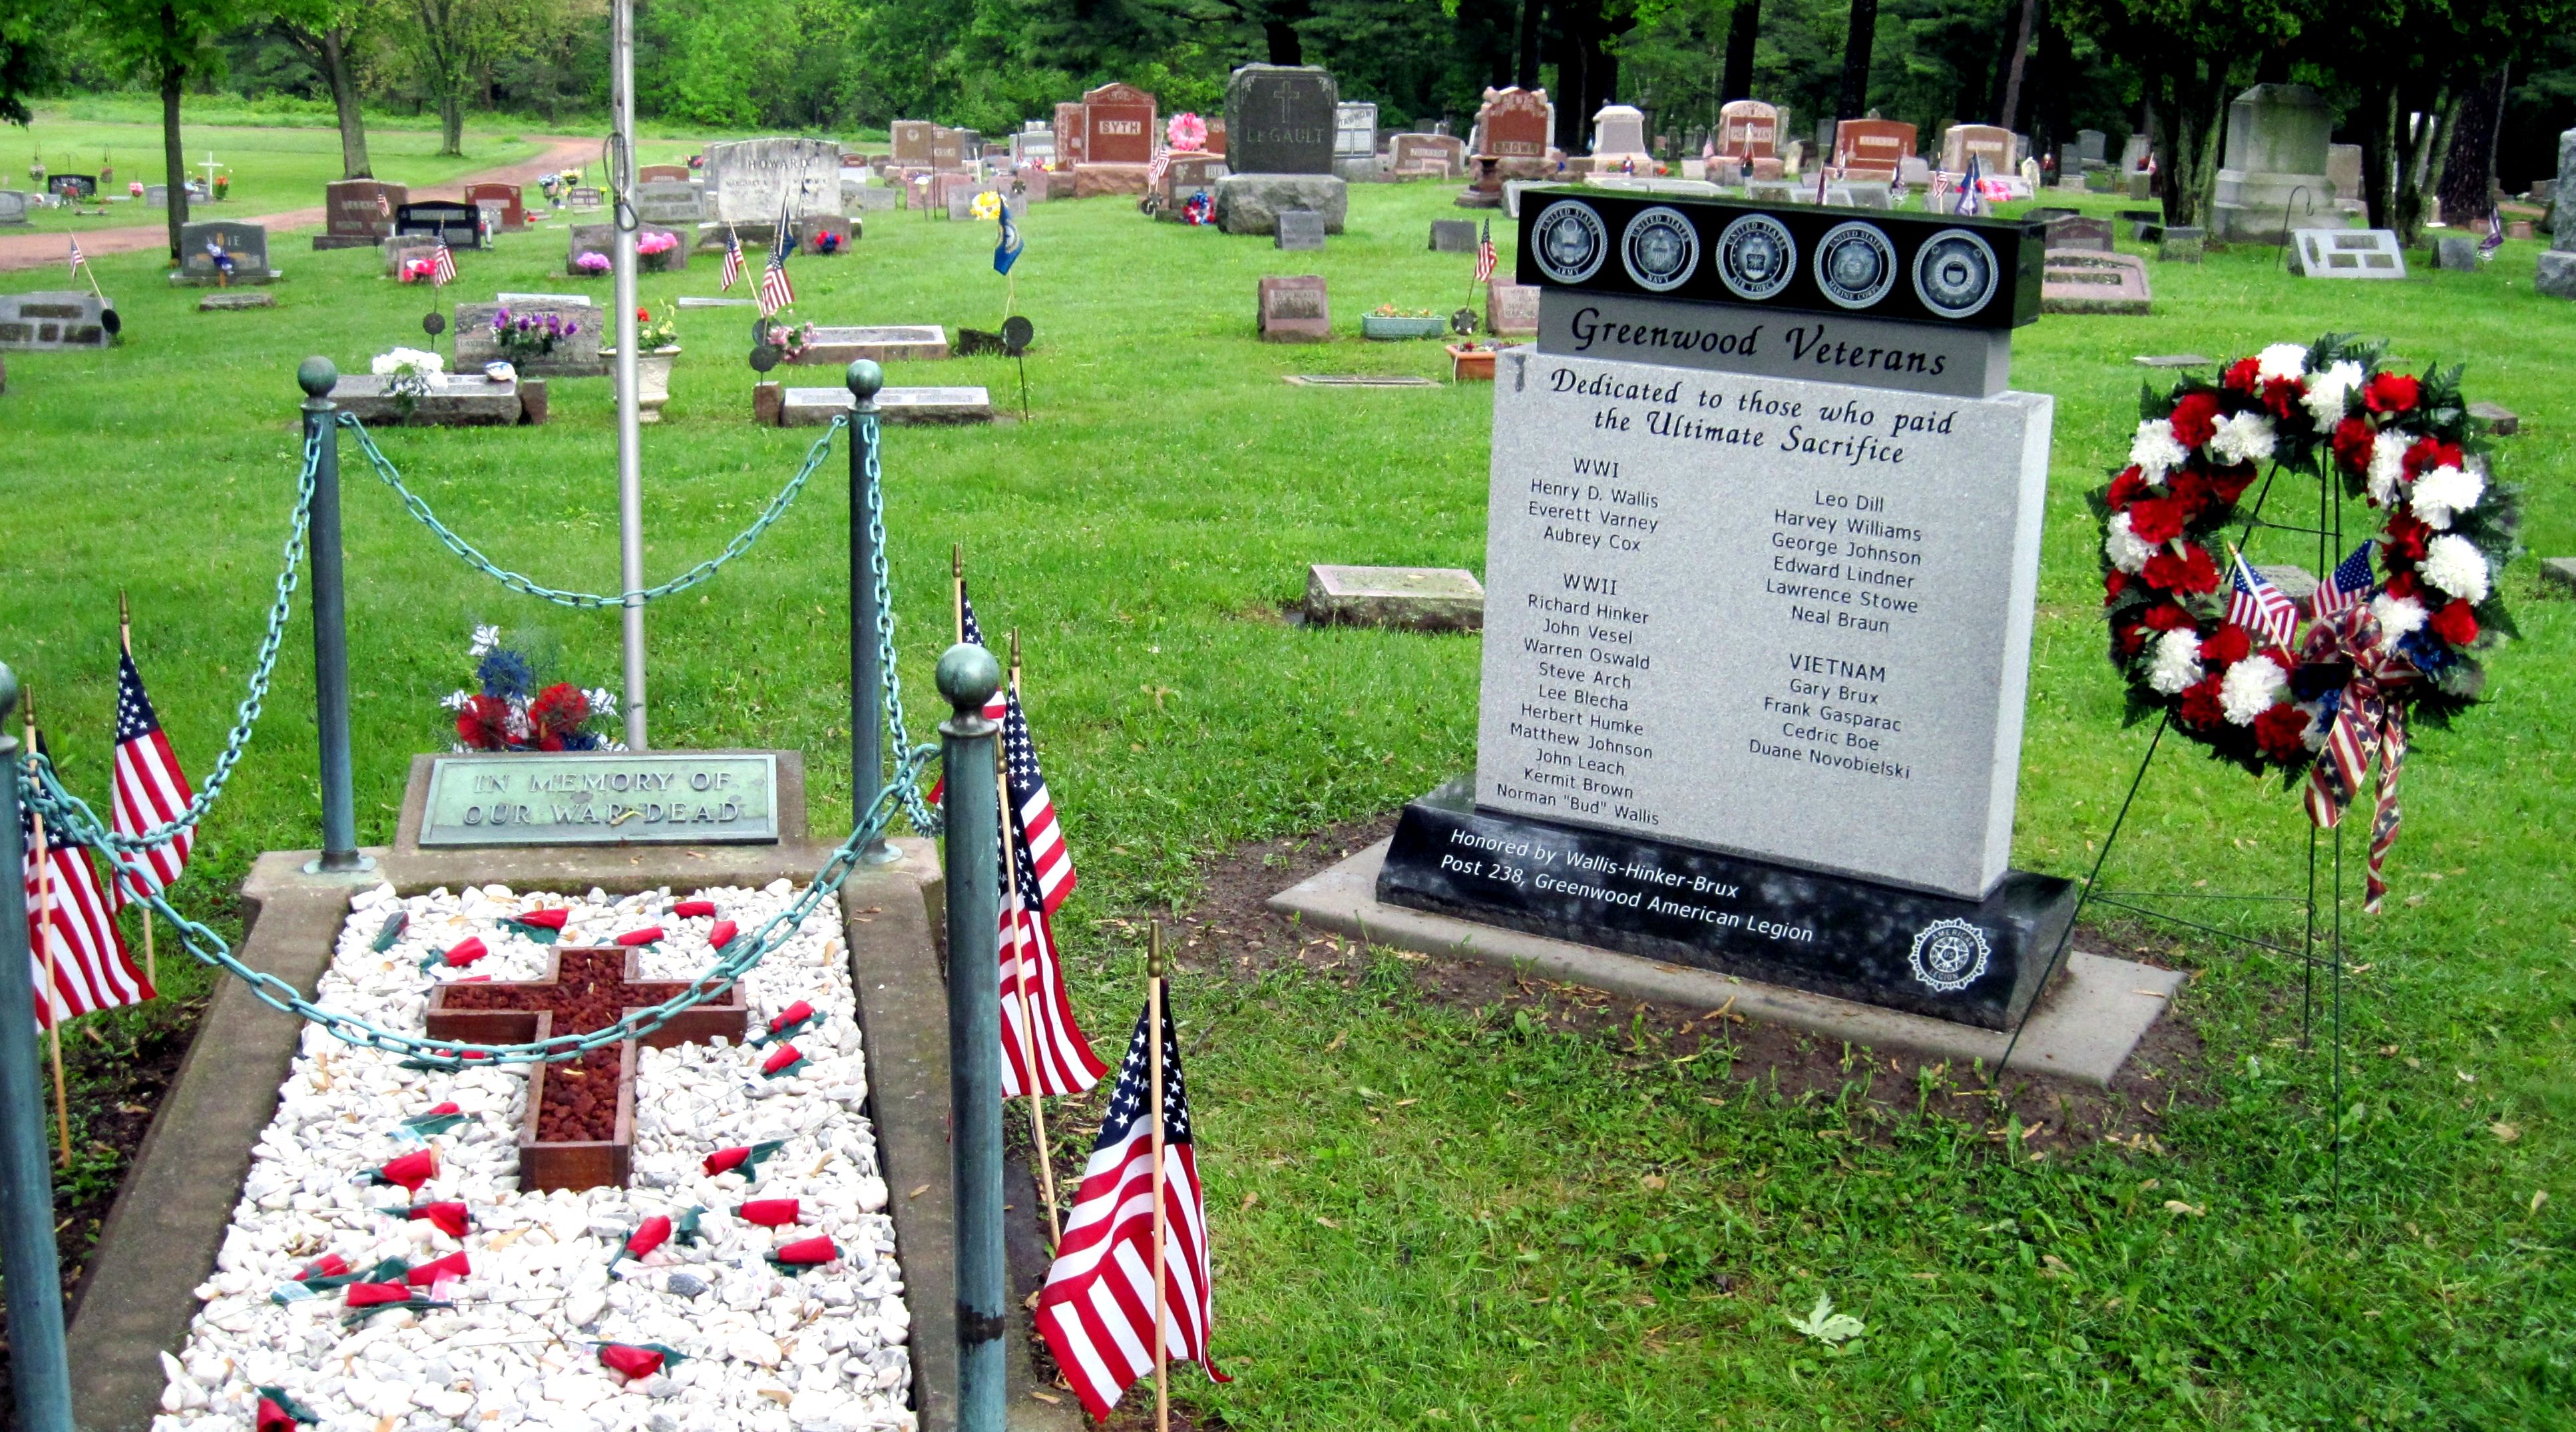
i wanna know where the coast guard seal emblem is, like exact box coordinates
[1908,917,1991,993]
[1715,213,1796,301]
[1532,200,1609,284]
[1619,206,1699,292]
[1911,228,2000,319]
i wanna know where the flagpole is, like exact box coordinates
[118,592,151,988]
[951,545,966,646]
[1147,921,1170,1432]
[609,0,648,750]
[1003,632,1062,1247]
[22,692,71,1168]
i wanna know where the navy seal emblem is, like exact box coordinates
[1715,213,1797,301]
[1908,917,1992,993]
[1619,206,1699,292]
[1911,228,2000,319]
[1812,220,1898,309]
[1532,200,1610,284]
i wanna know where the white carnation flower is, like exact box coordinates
[2420,533,2491,604]
[371,346,445,376]
[2207,411,2276,467]
[2366,430,2409,507]
[2127,419,2190,483]
[469,624,503,658]
[2256,343,2310,383]
[2407,463,2483,530]
[2103,510,2155,574]
[2370,593,2428,643]
[2219,654,2290,726]
[2147,628,2205,695]
[439,689,471,712]
[584,687,620,718]
[2301,359,2363,433]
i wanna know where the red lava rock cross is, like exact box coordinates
[425,947,746,1192]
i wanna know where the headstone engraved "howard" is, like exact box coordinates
[702,136,844,230]
[1372,191,2077,1030]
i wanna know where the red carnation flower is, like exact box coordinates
[2382,569,2422,601]
[2363,371,2419,413]
[2177,676,2226,729]
[455,694,513,752]
[2125,495,2187,545]
[2402,437,2460,479]
[2428,598,2479,646]
[2330,415,2376,475]
[2253,704,2310,760]
[2382,513,2431,563]
[2105,465,2149,511]
[2200,623,2251,666]
[2222,358,2260,392]
[2169,390,2223,448]
[2143,544,2219,595]
[2164,467,2215,518]
[2207,464,2257,505]
[2104,570,2131,602]
[2260,377,2306,421]
[2117,621,2148,654]
[2140,602,2196,632]
[529,684,590,752]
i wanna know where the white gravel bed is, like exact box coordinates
[149,879,914,1432]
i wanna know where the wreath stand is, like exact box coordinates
[1998,449,2364,1200]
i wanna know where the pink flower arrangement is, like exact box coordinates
[574,250,610,274]
[399,258,437,284]
[1168,113,1207,152]
[637,230,678,256]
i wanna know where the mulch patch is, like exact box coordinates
[1153,813,2214,1160]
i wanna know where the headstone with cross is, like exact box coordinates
[423,947,748,1191]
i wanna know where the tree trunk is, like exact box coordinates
[1997,0,2037,128]
[2437,64,2507,226]
[1516,0,1544,89]
[2394,89,2450,244]
[160,59,186,262]
[1836,0,1878,122]
[439,94,465,156]
[1721,1,1759,103]
[322,29,371,178]
[2359,81,2397,232]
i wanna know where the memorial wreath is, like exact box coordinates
[2094,334,2521,911]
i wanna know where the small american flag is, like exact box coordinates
[2312,541,2376,619]
[757,202,796,318]
[2226,547,2300,648]
[109,648,195,904]
[1034,985,1224,1419]
[67,234,85,275]
[1954,157,1982,216]
[24,735,156,1031]
[2479,210,2504,262]
[720,228,746,292]
[1146,146,1172,187]
[1473,218,1498,285]
[430,240,457,288]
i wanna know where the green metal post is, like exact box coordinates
[0,663,75,1432]
[849,359,895,862]
[299,359,369,874]
[937,642,1006,1432]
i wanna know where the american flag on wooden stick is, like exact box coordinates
[757,203,796,318]
[2311,541,2376,619]
[2225,547,2299,648]
[720,227,746,292]
[109,648,194,904]
[1473,218,1498,285]
[23,735,155,1030]
[430,239,457,288]
[1034,985,1224,1418]
[67,234,86,275]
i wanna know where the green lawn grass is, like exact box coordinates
[5,108,544,230]
[2,174,2571,1427]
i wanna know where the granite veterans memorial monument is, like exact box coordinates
[1365,190,2075,1029]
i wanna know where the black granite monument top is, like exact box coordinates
[1225,65,1339,176]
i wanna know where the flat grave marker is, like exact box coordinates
[0,291,110,350]
[1305,565,1486,630]
[787,326,952,365]
[775,384,994,425]
[1275,210,1327,250]
[2043,214,2116,252]
[2041,251,2153,314]
[453,298,606,378]
[2292,227,2406,278]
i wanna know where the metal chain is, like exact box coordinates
[30,424,322,853]
[860,412,941,837]
[337,410,843,608]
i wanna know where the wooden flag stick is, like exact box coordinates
[120,591,152,986]
[24,691,72,1167]
[1147,921,1170,1432]
[951,544,966,647]
[1002,632,1063,1247]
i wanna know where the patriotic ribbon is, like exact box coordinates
[2297,606,2413,913]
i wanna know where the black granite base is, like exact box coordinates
[1375,780,2076,1029]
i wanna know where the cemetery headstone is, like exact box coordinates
[637,163,690,182]
[2538,128,2576,299]
[1154,152,1228,211]
[1053,102,1088,168]
[1429,218,1478,252]
[1305,565,1486,631]
[566,186,604,210]
[0,190,27,225]
[2290,228,2407,278]
[1226,64,1338,174]
[2211,83,2336,242]
[1335,102,1381,180]
[1715,100,1779,164]
[1590,104,1650,170]
[2156,226,2205,263]
[327,370,525,426]
[776,385,992,425]
[2042,214,2115,253]
[172,219,279,285]
[1486,278,1538,336]
[1082,83,1158,166]
[891,121,938,168]
[1360,187,2081,1032]
[454,298,607,377]
[702,136,844,231]
[197,290,274,312]
[318,178,407,249]
[1257,274,1331,341]
[2434,236,2477,272]
[566,222,688,273]
[1275,209,1326,250]
[1941,122,2016,175]
[463,182,527,231]
[50,174,97,200]
[0,291,110,350]
[1478,87,1555,176]
[396,200,483,248]
[1393,132,1468,178]
[2041,251,2153,314]
[1834,119,1918,178]
[789,326,951,365]
[2077,129,2107,166]
[634,179,706,224]
[141,184,169,207]
[2328,143,2364,204]
[929,128,966,172]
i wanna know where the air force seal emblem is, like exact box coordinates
[1907,918,1992,993]
[1532,200,1609,284]
[1715,213,1796,301]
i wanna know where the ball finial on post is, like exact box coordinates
[936,642,1002,722]
[0,661,17,726]
[845,358,884,410]
[297,356,338,399]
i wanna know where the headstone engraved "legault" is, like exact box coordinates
[1377,190,2074,1029]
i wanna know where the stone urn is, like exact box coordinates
[607,345,682,423]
